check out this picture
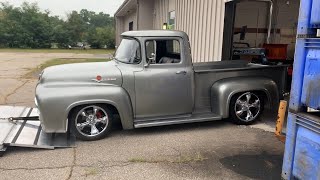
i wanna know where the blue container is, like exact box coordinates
[282,113,320,180]
[310,0,320,26]
[282,0,320,179]
[289,0,313,112]
[289,0,320,111]
[301,40,320,110]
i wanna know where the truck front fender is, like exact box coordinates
[36,84,134,133]
[211,77,279,118]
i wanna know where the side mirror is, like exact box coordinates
[144,53,155,68]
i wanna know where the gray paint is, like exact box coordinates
[211,77,279,118]
[35,30,286,133]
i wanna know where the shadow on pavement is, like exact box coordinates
[219,151,282,180]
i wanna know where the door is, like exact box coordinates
[134,38,193,118]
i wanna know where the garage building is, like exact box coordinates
[115,0,300,63]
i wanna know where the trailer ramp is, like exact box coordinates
[0,106,75,156]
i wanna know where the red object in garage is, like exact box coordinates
[263,44,288,60]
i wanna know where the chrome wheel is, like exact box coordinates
[234,92,261,122]
[75,105,109,137]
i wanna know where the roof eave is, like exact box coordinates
[115,0,133,17]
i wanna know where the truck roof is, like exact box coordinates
[121,30,188,39]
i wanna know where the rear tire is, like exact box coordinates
[229,92,264,125]
[69,104,113,141]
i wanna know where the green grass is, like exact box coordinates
[84,168,99,176]
[25,58,110,78]
[0,48,114,54]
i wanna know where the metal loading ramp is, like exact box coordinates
[0,106,75,156]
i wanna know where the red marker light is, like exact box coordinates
[96,75,102,81]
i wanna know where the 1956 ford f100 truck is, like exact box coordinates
[35,30,287,140]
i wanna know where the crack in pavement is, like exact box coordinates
[66,147,76,180]
[3,80,29,104]
[0,101,33,106]
[0,166,70,171]
[0,162,134,172]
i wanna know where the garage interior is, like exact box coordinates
[224,0,299,60]
[222,0,300,90]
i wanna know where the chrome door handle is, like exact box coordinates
[176,71,187,75]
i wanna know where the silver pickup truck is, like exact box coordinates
[35,30,287,140]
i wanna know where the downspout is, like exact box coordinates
[137,0,139,30]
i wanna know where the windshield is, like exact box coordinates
[114,38,141,64]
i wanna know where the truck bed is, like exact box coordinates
[193,60,274,72]
[192,60,288,113]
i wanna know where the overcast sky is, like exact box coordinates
[0,0,125,17]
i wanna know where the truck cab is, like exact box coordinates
[116,31,194,119]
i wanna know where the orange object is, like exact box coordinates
[275,100,288,142]
[263,44,288,60]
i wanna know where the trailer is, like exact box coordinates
[282,0,320,179]
[0,106,75,157]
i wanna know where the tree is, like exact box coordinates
[88,26,115,49]
[0,2,53,48]
[0,2,116,49]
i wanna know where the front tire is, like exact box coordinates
[229,92,264,125]
[69,104,113,141]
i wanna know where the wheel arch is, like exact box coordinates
[66,99,133,131]
[211,77,279,118]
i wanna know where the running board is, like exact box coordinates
[134,113,222,128]
[0,106,75,157]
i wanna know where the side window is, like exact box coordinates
[145,39,181,64]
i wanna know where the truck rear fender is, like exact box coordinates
[210,77,279,118]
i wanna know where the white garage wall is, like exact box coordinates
[153,0,226,62]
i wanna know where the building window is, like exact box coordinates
[129,21,133,31]
[168,11,175,30]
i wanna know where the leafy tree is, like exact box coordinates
[88,26,115,49]
[0,2,115,49]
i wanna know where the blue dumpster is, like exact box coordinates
[282,0,320,179]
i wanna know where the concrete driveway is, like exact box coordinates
[0,52,285,180]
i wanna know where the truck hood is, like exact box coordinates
[40,60,122,86]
